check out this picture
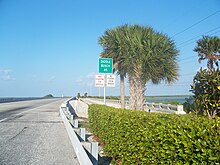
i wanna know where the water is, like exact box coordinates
[0,97,43,103]
[145,95,191,104]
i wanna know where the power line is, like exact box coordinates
[177,29,220,49]
[172,10,220,37]
[176,27,220,63]
[177,26,220,46]
[177,29,220,63]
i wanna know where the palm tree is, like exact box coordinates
[99,25,179,110]
[194,36,220,71]
[123,25,179,110]
[99,28,128,109]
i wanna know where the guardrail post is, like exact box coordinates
[91,142,98,165]
[66,106,70,114]
[70,119,78,128]
[69,114,73,119]
[69,114,74,124]
[66,101,69,107]
[74,119,78,128]
[80,128,86,141]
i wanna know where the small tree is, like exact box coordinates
[77,93,81,98]
[190,36,220,118]
[190,68,220,118]
[84,92,88,97]
[194,36,220,71]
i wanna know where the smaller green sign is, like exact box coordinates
[98,58,113,73]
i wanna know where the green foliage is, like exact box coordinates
[77,93,81,98]
[89,104,220,164]
[99,24,179,83]
[43,94,54,98]
[190,68,220,118]
[84,92,88,97]
[183,96,195,114]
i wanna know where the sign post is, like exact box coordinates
[98,58,113,104]
[103,75,106,104]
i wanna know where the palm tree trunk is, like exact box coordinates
[129,76,136,110]
[120,74,125,109]
[208,59,214,71]
[136,80,145,110]
[129,75,145,110]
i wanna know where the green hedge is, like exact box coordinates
[88,104,220,164]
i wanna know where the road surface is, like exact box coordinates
[0,98,79,165]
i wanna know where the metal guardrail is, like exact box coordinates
[60,98,98,165]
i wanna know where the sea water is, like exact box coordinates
[146,96,191,104]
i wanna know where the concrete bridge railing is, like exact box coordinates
[83,98,186,114]
[144,102,186,114]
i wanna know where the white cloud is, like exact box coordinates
[86,72,96,79]
[75,77,83,83]
[75,72,96,84]
[2,75,14,81]
[2,69,11,74]
[48,76,56,82]
[1,69,15,81]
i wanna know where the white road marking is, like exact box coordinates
[0,117,8,122]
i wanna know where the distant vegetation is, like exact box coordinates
[85,95,120,100]
[153,100,181,105]
[43,94,54,98]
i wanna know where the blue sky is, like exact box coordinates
[0,0,220,97]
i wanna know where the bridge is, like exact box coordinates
[0,98,80,165]
[0,97,185,165]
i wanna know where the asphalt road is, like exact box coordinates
[0,98,79,165]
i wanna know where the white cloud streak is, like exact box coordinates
[75,72,96,84]
[1,69,15,81]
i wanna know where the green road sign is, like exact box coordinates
[98,58,113,73]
